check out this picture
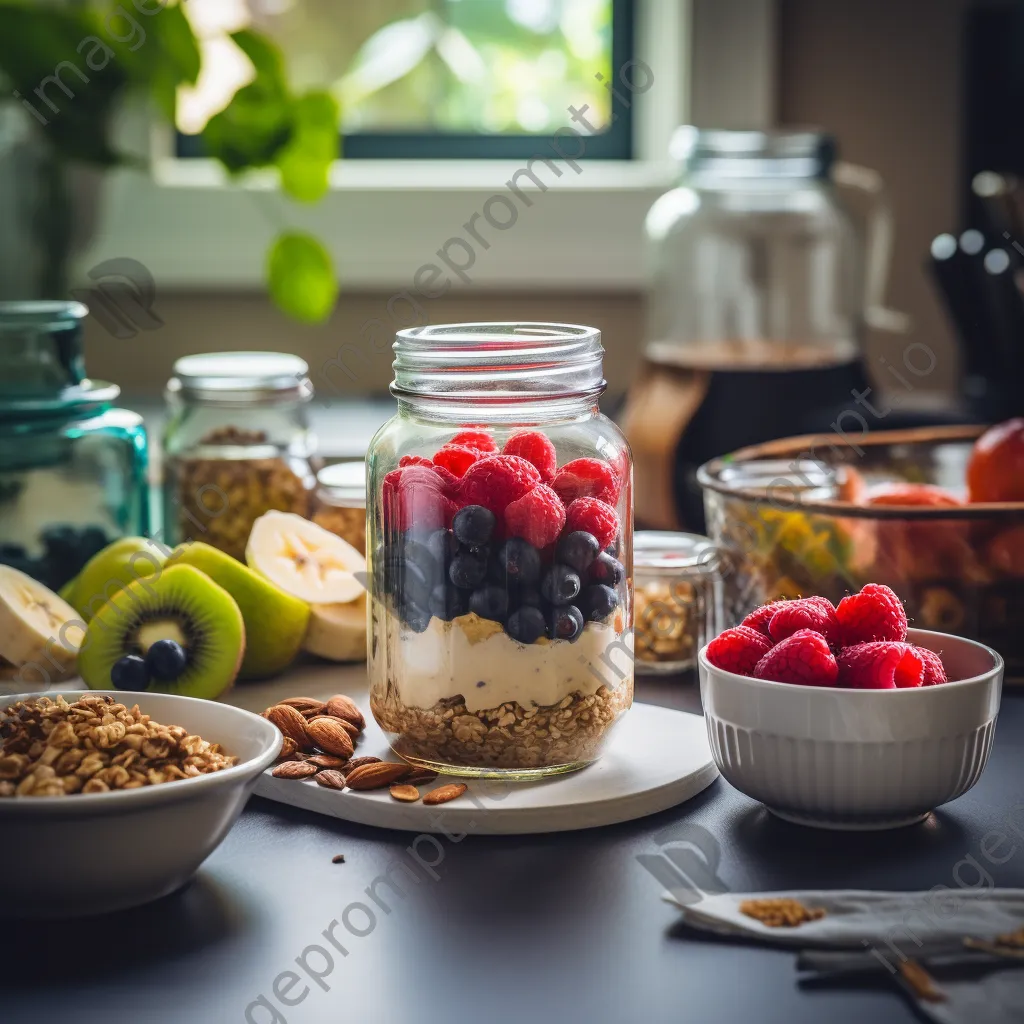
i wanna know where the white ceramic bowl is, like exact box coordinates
[698,628,1003,830]
[0,690,281,918]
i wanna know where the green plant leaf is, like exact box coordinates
[202,81,292,172]
[276,90,339,202]
[266,231,338,324]
[230,29,288,96]
[151,2,201,85]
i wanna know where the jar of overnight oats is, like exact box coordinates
[367,323,633,779]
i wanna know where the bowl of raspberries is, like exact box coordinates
[698,583,1004,829]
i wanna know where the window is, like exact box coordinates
[177,0,634,160]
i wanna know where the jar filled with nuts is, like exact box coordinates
[634,531,721,674]
[312,462,366,554]
[161,353,318,561]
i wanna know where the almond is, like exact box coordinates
[341,756,381,775]
[309,715,359,740]
[305,717,355,759]
[276,736,299,761]
[389,784,420,802]
[314,770,347,790]
[403,769,438,785]
[263,705,313,751]
[422,783,467,805]
[278,697,327,718]
[307,754,349,770]
[325,694,365,731]
[345,762,410,791]
[271,760,318,780]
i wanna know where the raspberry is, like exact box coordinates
[502,431,557,483]
[433,444,480,478]
[768,596,841,646]
[551,458,620,505]
[753,629,838,687]
[563,497,620,550]
[741,601,781,637]
[705,625,773,676]
[914,646,948,686]
[837,642,924,689]
[430,463,461,495]
[381,465,447,532]
[458,455,541,516]
[836,583,908,645]
[399,455,434,468]
[450,429,498,453]
[504,484,566,548]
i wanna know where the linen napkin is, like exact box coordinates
[664,889,1024,1024]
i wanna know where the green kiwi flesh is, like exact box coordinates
[79,564,245,700]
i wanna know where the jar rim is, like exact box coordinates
[670,126,835,180]
[635,530,718,571]
[0,301,89,329]
[392,322,605,401]
[168,351,312,404]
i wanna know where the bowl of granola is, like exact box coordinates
[0,691,281,918]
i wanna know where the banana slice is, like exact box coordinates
[0,565,83,678]
[246,511,366,605]
[304,594,368,662]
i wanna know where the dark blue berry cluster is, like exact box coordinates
[379,506,624,645]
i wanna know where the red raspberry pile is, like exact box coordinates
[705,584,949,689]
[384,430,625,550]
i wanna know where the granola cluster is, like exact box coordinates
[738,898,826,928]
[371,680,632,771]
[0,694,237,797]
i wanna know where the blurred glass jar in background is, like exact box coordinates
[0,301,148,589]
[161,353,318,561]
[312,461,366,554]
[625,127,907,531]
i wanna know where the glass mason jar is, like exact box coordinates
[312,461,366,554]
[0,301,149,591]
[161,352,318,561]
[367,323,634,780]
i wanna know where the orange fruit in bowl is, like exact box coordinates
[967,418,1024,503]
[986,524,1024,577]
[866,483,964,508]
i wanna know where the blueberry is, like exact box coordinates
[589,552,625,586]
[449,549,488,590]
[557,531,600,574]
[426,529,458,567]
[111,654,150,691]
[403,537,440,585]
[548,604,584,643]
[605,537,621,558]
[145,640,188,682]
[469,585,509,623]
[581,584,619,622]
[499,537,541,586]
[515,585,543,608]
[540,563,581,606]
[428,584,469,621]
[402,601,432,633]
[506,606,547,644]
[453,505,496,547]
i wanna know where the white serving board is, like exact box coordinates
[253,700,718,835]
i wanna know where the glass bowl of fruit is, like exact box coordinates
[698,422,1024,680]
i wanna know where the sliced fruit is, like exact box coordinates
[246,511,366,604]
[968,418,1024,503]
[67,536,167,623]
[78,564,244,700]
[168,541,311,679]
[0,565,83,678]
[304,593,367,662]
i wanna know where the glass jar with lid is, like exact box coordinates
[161,352,318,561]
[633,531,721,675]
[366,322,633,780]
[0,301,149,590]
[312,461,366,554]
[625,127,908,530]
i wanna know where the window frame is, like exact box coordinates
[75,0,775,293]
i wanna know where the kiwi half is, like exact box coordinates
[79,564,245,699]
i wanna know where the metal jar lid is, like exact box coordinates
[316,461,366,506]
[167,352,313,404]
[634,530,720,575]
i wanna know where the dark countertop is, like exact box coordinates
[7,680,1024,1024]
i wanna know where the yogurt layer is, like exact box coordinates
[380,610,634,713]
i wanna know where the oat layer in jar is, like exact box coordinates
[161,353,317,560]
[367,323,634,780]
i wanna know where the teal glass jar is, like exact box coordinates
[0,302,149,590]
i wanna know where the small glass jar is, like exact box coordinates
[312,461,366,554]
[633,532,722,674]
[367,322,634,780]
[161,353,318,561]
[0,301,148,590]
